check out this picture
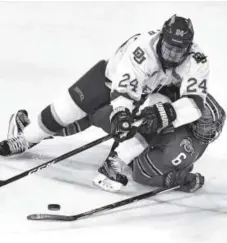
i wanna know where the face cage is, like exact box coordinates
[192,119,224,144]
[161,39,188,64]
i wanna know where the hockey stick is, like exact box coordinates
[27,185,180,221]
[0,133,113,188]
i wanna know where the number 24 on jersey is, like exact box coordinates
[187,78,207,94]
[118,74,139,92]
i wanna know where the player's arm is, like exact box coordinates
[138,52,209,134]
[172,52,209,128]
[106,35,151,139]
[163,169,205,193]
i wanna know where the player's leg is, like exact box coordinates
[93,132,148,191]
[7,109,92,139]
[29,60,110,141]
[0,60,111,156]
[56,117,91,137]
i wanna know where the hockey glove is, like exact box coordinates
[164,170,205,193]
[110,107,133,142]
[138,102,176,134]
[180,172,205,193]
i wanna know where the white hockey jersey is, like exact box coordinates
[105,31,209,127]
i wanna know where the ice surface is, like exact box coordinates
[0,2,226,243]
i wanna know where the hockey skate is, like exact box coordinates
[93,151,128,192]
[0,135,30,156]
[7,109,30,139]
[0,109,33,156]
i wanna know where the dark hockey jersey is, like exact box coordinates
[131,125,208,187]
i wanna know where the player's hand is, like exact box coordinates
[164,170,205,193]
[110,107,133,142]
[138,102,176,134]
[180,172,205,193]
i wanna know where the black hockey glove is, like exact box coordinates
[164,170,205,193]
[138,102,176,134]
[180,172,205,193]
[110,107,133,142]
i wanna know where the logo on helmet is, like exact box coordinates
[180,137,194,154]
[176,29,186,37]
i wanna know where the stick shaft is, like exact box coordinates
[27,186,179,221]
[0,134,113,187]
[73,186,179,220]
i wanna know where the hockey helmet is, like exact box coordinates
[192,94,226,144]
[157,14,194,68]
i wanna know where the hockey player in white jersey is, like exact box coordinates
[0,15,211,190]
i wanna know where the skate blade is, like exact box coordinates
[93,173,123,192]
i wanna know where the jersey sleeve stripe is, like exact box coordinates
[145,151,163,175]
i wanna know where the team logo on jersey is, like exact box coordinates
[73,86,84,101]
[180,137,194,155]
[192,52,207,64]
[133,47,146,64]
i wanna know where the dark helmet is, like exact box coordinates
[157,14,194,68]
[192,94,226,144]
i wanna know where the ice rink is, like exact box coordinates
[0,2,227,243]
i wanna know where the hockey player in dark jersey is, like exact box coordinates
[131,125,208,192]
[92,92,225,192]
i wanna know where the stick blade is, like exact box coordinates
[27,213,74,221]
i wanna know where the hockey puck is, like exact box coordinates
[48,204,61,211]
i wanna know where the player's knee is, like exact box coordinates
[40,105,65,133]
[40,91,87,133]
